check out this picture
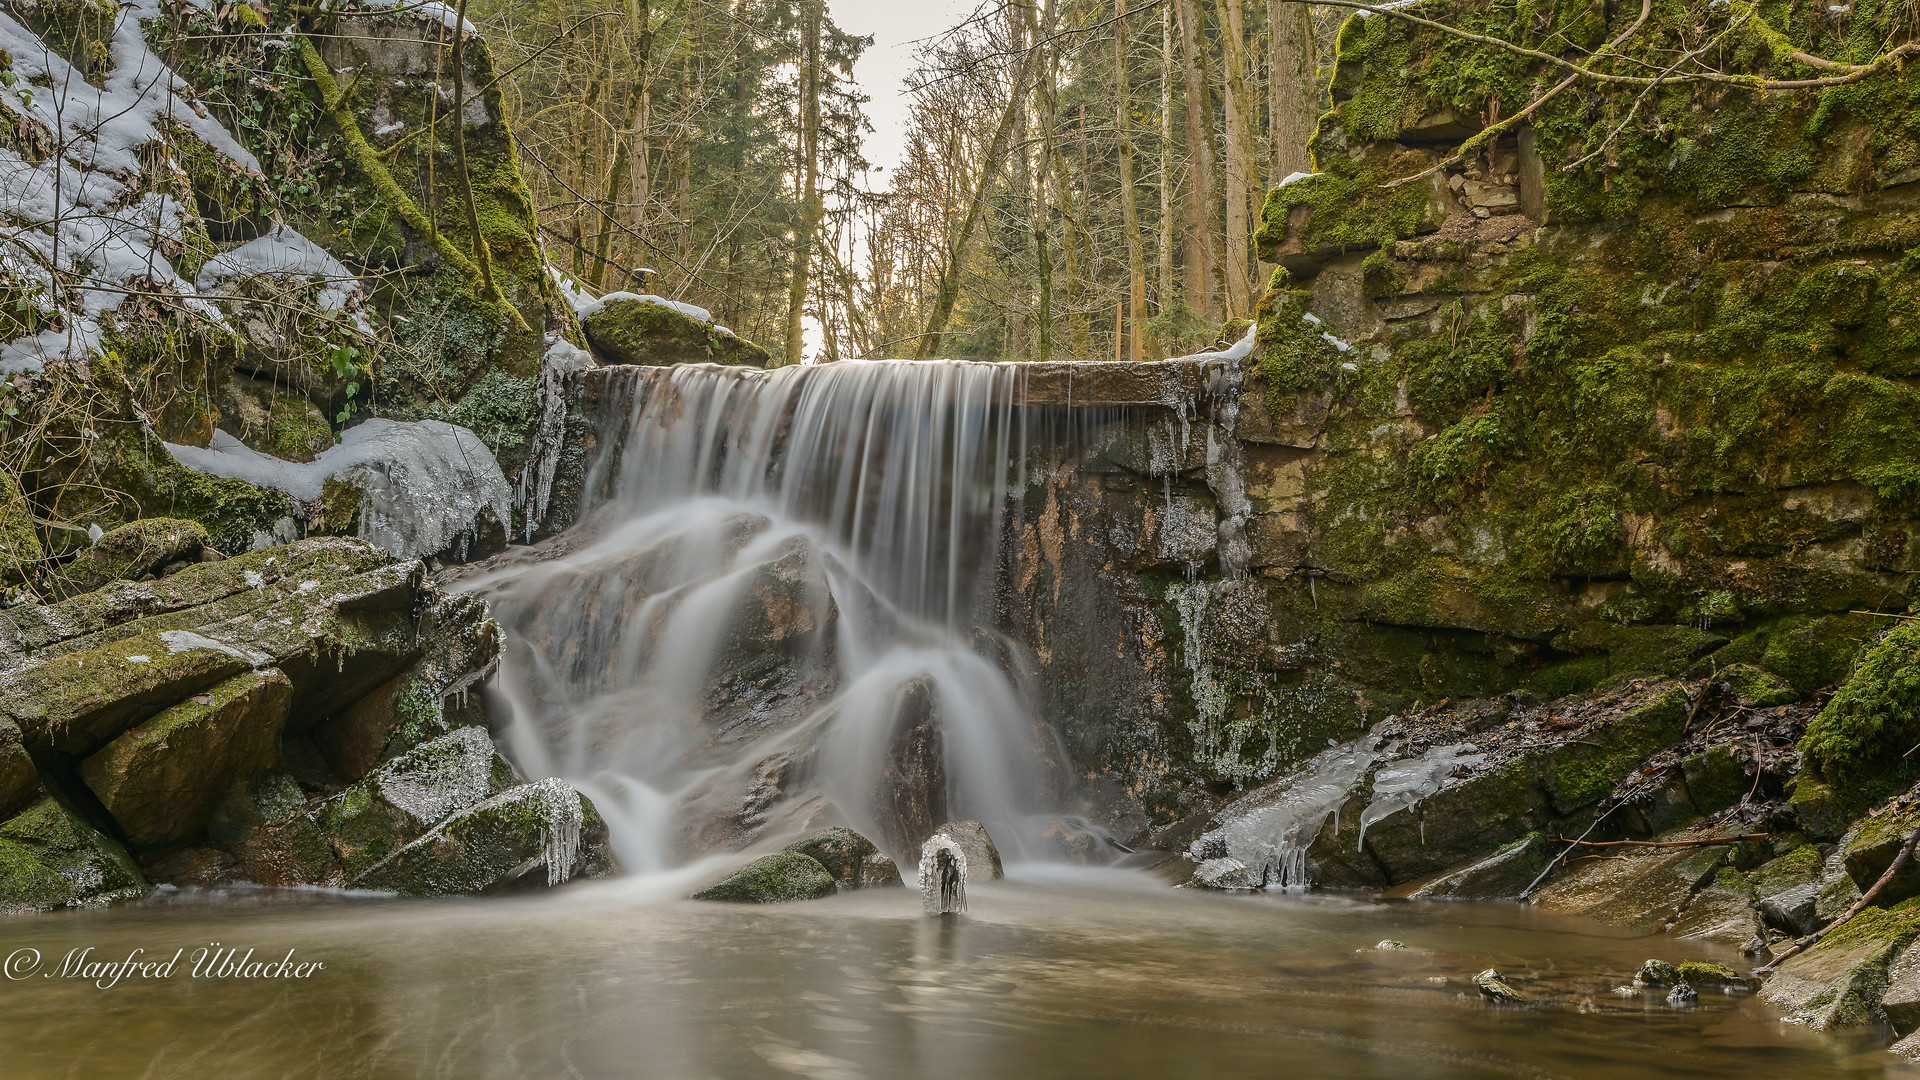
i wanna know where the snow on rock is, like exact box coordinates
[575,291,713,325]
[0,0,259,373]
[196,225,361,312]
[1166,322,1258,364]
[353,0,477,34]
[164,420,512,559]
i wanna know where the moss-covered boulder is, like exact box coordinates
[352,777,612,895]
[582,296,771,368]
[782,827,902,890]
[63,518,211,594]
[1802,624,1920,804]
[0,796,148,913]
[80,667,292,848]
[692,851,837,903]
[1407,832,1547,900]
[317,725,519,880]
[1844,805,1920,907]
[1763,899,1920,1030]
[208,770,343,888]
[219,376,334,463]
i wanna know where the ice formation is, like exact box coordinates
[515,335,595,540]
[528,776,584,886]
[1198,738,1382,889]
[164,419,512,559]
[919,835,969,915]
[1354,742,1488,849]
[353,0,478,34]
[0,0,259,372]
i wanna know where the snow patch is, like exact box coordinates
[1166,322,1257,363]
[196,225,361,312]
[164,420,511,559]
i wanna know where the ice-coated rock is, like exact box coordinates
[164,420,512,560]
[319,726,519,879]
[353,777,612,895]
[919,834,969,915]
[927,820,1003,881]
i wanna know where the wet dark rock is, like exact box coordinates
[928,820,1004,881]
[1408,833,1548,900]
[782,827,902,890]
[692,851,837,903]
[0,719,36,821]
[875,678,948,858]
[1666,984,1698,1007]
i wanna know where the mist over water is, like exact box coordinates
[466,360,1069,870]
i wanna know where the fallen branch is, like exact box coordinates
[1759,817,1920,972]
[1553,832,1770,850]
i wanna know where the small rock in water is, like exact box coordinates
[1632,958,1683,988]
[782,827,902,891]
[1612,986,1638,997]
[691,851,836,903]
[1675,960,1750,990]
[1473,969,1527,1003]
[1375,940,1406,950]
[1667,984,1699,1007]
[1428,977,1449,985]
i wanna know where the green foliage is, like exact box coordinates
[1801,623,1920,793]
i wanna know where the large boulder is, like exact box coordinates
[81,667,293,847]
[581,295,770,367]
[318,726,520,879]
[782,827,902,890]
[692,851,837,903]
[0,797,148,914]
[353,778,613,895]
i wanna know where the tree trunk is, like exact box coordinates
[1214,0,1256,316]
[1114,0,1151,361]
[1268,0,1318,180]
[590,0,654,291]
[1015,2,1050,361]
[915,52,1036,358]
[783,0,823,367]
[1158,3,1175,315]
[1173,0,1220,322]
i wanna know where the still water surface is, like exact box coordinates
[0,869,1911,1079]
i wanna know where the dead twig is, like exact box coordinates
[1553,832,1770,850]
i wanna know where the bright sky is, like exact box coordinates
[832,0,976,176]
[801,1,972,359]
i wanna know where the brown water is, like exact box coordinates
[0,868,1911,1079]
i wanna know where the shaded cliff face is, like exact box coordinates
[1005,0,1920,836]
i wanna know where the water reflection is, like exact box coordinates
[0,872,1911,1079]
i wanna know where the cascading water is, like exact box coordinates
[461,360,1070,873]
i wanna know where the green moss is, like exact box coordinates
[1800,623,1920,796]
[580,296,772,368]
[690,851,837,903]
[1676,960,1749,989]
[0,796,147,912]
[0,469,44,586]
[1545,685,1689,811]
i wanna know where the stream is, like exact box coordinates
[0,870,1910,1079]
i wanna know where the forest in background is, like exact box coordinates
[470,0,1340,363]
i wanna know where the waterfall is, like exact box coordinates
[464,360,1068,872]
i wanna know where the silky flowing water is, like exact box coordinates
[0,872,1910,1079]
